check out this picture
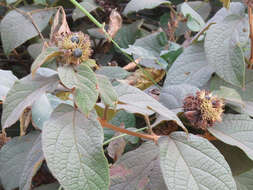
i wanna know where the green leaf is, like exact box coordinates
[159,132,237,190]
[160,84,199,109]
[187,1,211,20]
[110,141,167,190]
[164,43,214,87]
[235,168,253,190]
[205,15,248,87]
[34,0,47,5]
[0,70,18,101]
[114,20,143,49]
[96,66,130,80]
[42,104,109,190]
[33,183,60,190]
[72,0,99,21]
[160,42,183,65]
[1,73,59,129]
[115,83,187,132]
[58,64,98,115]
[208,114,253,161]
[181,2,205,32]
[123,0,170,15]
[0,7,54,55]
[31,47,61,75]
[19,135,44,190]
[28,42,43,60]
[96,74,118,107]
[0,131,40,190]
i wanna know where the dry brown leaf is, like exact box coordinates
[19,107,32,136]
[107,9,122,40]
[107,123,126,161]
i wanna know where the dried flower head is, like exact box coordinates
[58,32,92,65]
[183,90,224,130]
[243,0,253,8]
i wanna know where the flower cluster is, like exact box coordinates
[183,90,224,130]
[57,32,92,65]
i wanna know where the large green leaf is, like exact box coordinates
[123,0,170,15]
[58,64,98,115]
[115,83,187,132]
[235,169,253,190]
[0,131,40,190]
[205,15,248,87]
[208,114,253,161]
[0,7,54,55]
[42,104,109,190]
[33,183,60,190]
[31,46,61,75]
[72,0,99,21]
[164,43,213,87]
[19,135,44,190]
[159,132,237,190]
[96,66,130,80]
[1,73,59,129]
[0,70,18,101]
[110,141,167,190]
[96,74,118,107]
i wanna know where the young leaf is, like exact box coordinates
[72,0,99,21]
[115,83,187,132]
[58,64,98,115]
[123,0,170,15]
[110,141,167,190]
[163,43,214,87]
[208,114,253,161]
[1,73,59,129]
[205,15,248,87]
[0,131,40,190]
[0,7,54,55]
[0,70,18,101]
[159,132,237,190]
[96,74,118,107]
[31,47,61,75]
[19,135,44,190]
[42,104,109,190]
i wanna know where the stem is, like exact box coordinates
[248,6,253,69]
[103,127,148,146]
[69,0,160,88]
[99,118,159,142]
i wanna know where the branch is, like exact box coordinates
[248,7,253,69]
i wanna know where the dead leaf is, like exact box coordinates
[107,123,126,161]
[107,9,122,40]
[20,107,32,136]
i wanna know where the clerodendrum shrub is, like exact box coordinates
[0,1,253,190]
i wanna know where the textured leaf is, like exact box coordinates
[0,7,54,55]
[110,141,167,190]
[160,84,199,109]
[42,104,109,190]
[205,15,248,87]
[187,1,211,20]
[0,70,18,101]
[181,2,205,32]
[115,83,187,132]
[1,73,59,129]
[19,135,44,190]
[208,114,253,161]
[72,0,99,21]
[0,131,40,190]
[235,169,253,190]
[28,42,44,59]
[164,43,214,87]
[96,74,118,107]
[58,64,98,115]
[96,66,130,80]
[31,46,61,75]
[114,20,143,49]
[123,0,170,15]
[159,132,237,190]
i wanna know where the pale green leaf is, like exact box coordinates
[235,169,253,190]
[33,183,60,190]
[0,7,54,55]
[58,64,98,115]
[72,0,99,21]
[0,70,18,101]
[123,0,170,15]
[1,73,59,129]
[96,66,130,80]
[205,15,248,87]
[208,114,253,161]
[42,104,109,190]
[159,132,237,190]
[0,131,40,190]
[110,141,167,190]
